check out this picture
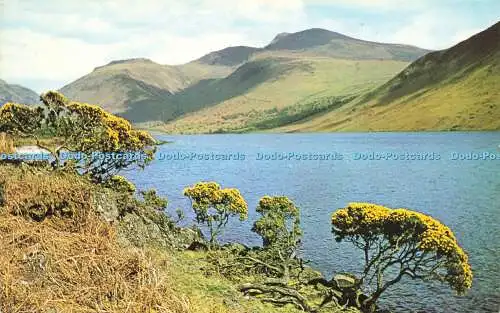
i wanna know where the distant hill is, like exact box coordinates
[60,58,194,113]
[280,21,500,132]
[196,46,260,66]
[59,28,429,130]
[0,79,39,105]
[264,28,428,62]
[59,58,233,115]
[159,56,408,133]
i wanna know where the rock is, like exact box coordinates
[92,190,120,223]
[334,273,359,288]
[15,145,50,154]
[187,241,208,251]
[117,212,172,249]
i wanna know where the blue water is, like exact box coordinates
[127,132,500,313]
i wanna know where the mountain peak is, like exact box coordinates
[268,32,291,45]
[265,28,351,51]
[94,58,156,71]
[195,46,260,66]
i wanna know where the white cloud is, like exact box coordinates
[307,0,429,10]
[0,0,497,92]
[0,28,116,91]
[387,9,490,49]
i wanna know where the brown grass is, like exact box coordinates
[0,212,190,313]
[0,165,95,226]
[0,133,15,153]
[0,165,190,313]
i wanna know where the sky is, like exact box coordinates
[0,0,499,93]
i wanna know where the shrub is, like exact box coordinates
[104,175,136,194]
[331,202,473,312]
[252,195,302,248]
[184,182,248,245]
[0,91,157,182]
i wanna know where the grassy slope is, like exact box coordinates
[60,59,233,114]
[279,23,500,132]
[0,164,299,313]
[58,28,428,130]
[157,55,408,134]
[166,250,306,313]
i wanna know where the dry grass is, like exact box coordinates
[0,212,190,313]
[0,133,15,153]
[0,165,95,226]
[0,164,190,313]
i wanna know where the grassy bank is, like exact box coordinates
[0,163,356,313]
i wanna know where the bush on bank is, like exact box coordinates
[0,93,472,313]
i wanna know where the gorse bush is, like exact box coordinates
[0,91,157,182]
[104,175,137,194]
[184,182,248,245]
[331,202,473,311]
[253,195,302,248]
[250,196,303,282]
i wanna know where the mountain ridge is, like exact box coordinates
[278,21,500,132]
[58,27,430,125]
[0,79,40,105]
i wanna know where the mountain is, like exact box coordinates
[59,58,234,114]
[59,28,429,131]
[196,46,260,66]
[264,28,429,61]
[0,79,39,105]
[280,21,500,132]
[159,56,408,133]
[60,58,189,113]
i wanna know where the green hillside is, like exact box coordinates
[158,56,409,134]
[58,28,428,129]
[280,21,500,132]
[0,79,39,105]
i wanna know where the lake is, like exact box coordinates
[127,132,500,313]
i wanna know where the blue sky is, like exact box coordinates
[0,0,498,93]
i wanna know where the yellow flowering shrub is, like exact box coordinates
[331,202,472,310]
[184,182,248,245]
[0,91,156,182]
[104,175,136,194]
[0,102,44,135]
[252,196,301,247]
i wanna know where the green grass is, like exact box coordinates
[156,56,408,134]
[163,250,360,313]
[279,23,500,132]
[278,61,500,132]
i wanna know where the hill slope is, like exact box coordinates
[159,56,409,133]
[281,22,500,132]
[265,28,428,62]
[0,79,39,105]
[196,46,261,66]
[59,28,429,127]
